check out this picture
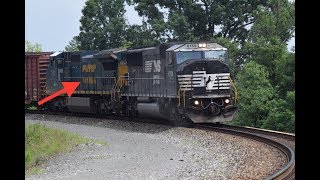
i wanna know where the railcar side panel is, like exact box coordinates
[25,52,52,104]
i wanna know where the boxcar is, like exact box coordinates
[25,52,52,104]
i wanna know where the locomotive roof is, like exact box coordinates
[82,54,94,59]
[126,47,157,53]
[50,52,62,57]
[99,48,126,55]
[166,42,227,52]
[91,48,127,59]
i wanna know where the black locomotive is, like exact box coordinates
[44,42,237,125]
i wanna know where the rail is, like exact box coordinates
[196,124,295,180]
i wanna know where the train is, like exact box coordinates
[26,42,238,126]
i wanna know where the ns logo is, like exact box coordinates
[144,60,161,73]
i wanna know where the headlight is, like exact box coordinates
[224,99,230,104]
[198,43,207,48]
[194,100,200,105]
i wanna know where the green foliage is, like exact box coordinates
[274,52,295,98]
[123,22,160,48]
[214,37,243,76]
[75,0,127,50]
[233,61,275,127]
[25,40,42,52]
[130,0,269,43]
[25,123,90,170]
[65,37,80,51]
[249,0,295,43]
[243,37,288,81]
[230,0,295,132]
[262,91,295,132]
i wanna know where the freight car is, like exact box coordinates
[25,52,53,105]
[43,42,238,125]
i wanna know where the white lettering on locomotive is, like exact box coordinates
[153,60,161,72]
[153,74,160,84]
[145,61,152,73]
[145,60,161,73]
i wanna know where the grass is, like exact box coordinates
[25,105,37,110]
[25,123,106,173]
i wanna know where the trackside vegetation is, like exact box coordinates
[25,123,90,171]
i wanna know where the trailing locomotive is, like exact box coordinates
[44,42,237,125]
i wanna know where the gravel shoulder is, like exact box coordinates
[25,114,286,180]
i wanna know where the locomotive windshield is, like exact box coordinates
[176,51,202,64]
[175,50,227,64]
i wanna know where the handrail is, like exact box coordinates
[111,77,119,101]
[178,77,192,107]
[183,77,192,107]
[112,77,122,101]
[117,76,125,101]
[177,87,181,107]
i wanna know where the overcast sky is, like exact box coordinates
[25,0,295,51]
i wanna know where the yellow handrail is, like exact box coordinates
[177,86,181,107]
[111,77,119,101]
[183,77,192,107]
[177,77,192,107]
[183,90,186,107]
[117,77,124,101]
[229,76,238,104]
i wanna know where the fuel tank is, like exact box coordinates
[137,102,167,120]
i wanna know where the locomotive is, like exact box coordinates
[44,42,237,125]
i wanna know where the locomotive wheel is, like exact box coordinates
[169,105,194,127]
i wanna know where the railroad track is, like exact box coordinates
[197,124,295,180]
[25,109,295,179]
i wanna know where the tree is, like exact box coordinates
[122,21,160,48]
[233,61,275,127]
[214,37,245,77]
[230,0,295,131]
[25,40,42,52]
[242,0,295,85]
[242,37,287,83]
[128,0,268,43]
[65,37,80,51]
[274,51,295,98]
[248,0,295,44]
[262,91,295,132]
[75,0,127,50]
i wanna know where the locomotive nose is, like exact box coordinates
[176,58,237,123]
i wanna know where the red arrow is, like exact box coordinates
[38,82,80,106]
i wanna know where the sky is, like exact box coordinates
[25,0,295,52]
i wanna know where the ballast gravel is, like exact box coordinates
[25,114,286,180]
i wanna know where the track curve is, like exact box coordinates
[196,124,295,180]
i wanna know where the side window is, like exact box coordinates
[57,58,63,68]
[166,52,173,65]
[224,52,228,63]
[50,59,54,67]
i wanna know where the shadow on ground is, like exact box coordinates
[25,113,175,134]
